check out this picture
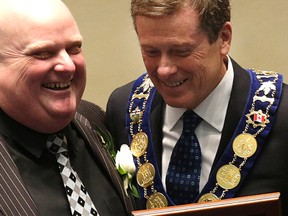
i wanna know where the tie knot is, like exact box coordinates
[47,133,68,155]
[183,110,202,133]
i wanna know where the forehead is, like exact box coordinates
[0,0,68,18]
[136,7,200,30]
[0,0,81,47]
[136,7,201,41]
[0,0,77,32]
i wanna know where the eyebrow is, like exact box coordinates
[23,35,83,54]
[141,42,194,49]
[23,41,55,55]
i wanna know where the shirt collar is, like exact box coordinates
[164,106,186,131]
[164,56,234,132]
[0,108,74,158]
[194,56,234,132]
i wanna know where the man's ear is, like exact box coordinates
[220,22,232,55]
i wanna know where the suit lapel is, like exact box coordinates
[0,137,39,216]
[213,60,250,168]
[150,92,164,173]
[73,113,135,213]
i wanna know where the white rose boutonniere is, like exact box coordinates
[115,144,139,198]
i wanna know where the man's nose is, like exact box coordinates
[54,50,76,73]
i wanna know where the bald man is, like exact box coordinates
[0,0,134,215]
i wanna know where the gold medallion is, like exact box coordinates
[131,132,148,157]
[216,164,241,190]
[232,133,257,158]
[198,193,220,203]
[136,162,155,188]
[146,192,168,209]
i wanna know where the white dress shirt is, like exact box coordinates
[162,56,234,192]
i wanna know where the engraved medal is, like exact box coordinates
[198,193,220,203]
[136,162,155,188]
[131,132,148,157]
[146,192,168,209]
[216,164,241,190]
[232,133,257,158]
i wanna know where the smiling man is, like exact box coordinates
[106,0,288,215]
[0,0,134,215]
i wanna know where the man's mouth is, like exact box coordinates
[165,79,187,87]
[42,81,71,90]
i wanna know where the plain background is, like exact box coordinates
[62,0,288,109]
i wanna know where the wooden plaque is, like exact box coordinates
[132,192,281,216]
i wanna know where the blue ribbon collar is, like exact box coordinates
[126,69,283,209]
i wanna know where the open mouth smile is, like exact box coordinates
[42,81,71,90]
[165,79,187,87]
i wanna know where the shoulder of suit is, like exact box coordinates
[75,100,108,133]
[76,99,113,138]
[77,99,104,123]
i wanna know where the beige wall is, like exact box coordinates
[63,0,288,109]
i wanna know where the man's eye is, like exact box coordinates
[33,51,54,59]
[173,49,192,57]
[67,45,82,55]
[142,50,161,57]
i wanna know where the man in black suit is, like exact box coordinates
[0,0,133,215]
[106,0,288,215]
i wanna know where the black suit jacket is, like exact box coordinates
[0,100,134,216]
[106,60,288,215]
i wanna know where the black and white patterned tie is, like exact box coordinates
[166,111,202,205]
[47,133,98,216]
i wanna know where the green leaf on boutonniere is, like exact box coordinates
[130,183,140,198]
[118,166,127,175]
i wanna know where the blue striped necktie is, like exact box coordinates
[166,110,202,204]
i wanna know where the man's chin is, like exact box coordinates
[49,106,76,122]
[162,95,184,108]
